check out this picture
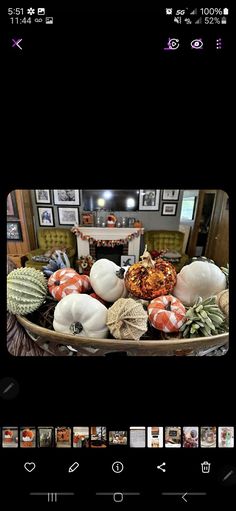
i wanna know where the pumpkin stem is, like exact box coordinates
[140,244,155,268]
[116,267,125,279]
[55,280,61,286]
[166,300,172,311]
[70,322,83,335]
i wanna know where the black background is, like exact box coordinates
[1,2,235,503]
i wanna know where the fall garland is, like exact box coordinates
[71,226,144,247]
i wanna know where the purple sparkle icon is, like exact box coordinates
[12,38,23,50]
[164,38,180,51]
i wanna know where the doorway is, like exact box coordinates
[188,190,229,267]
[196,192,215,256]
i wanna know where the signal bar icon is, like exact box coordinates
[195,17,202,24]
[190,8,198,15]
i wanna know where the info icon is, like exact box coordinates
[112,461,124,474]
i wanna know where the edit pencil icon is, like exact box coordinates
[68,462,79,473]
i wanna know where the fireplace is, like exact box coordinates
[74,227,144,263]
[95,245,123,265]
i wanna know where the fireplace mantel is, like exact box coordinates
[76,227,144,263]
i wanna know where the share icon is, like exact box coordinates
[157,462,166,473]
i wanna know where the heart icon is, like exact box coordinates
[24,462,36,473]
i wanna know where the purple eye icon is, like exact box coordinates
[191,38,203,49]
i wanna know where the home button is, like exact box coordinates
[113,492,124,503]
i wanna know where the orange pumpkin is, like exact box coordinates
[133,221,142,228]
[125,246,177,300]
[48,268,91,301]
[22,429,34,439]
[148,295,186,332]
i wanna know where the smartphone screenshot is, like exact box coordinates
[2,3,234,504]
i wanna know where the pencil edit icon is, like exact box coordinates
[68,462,79,473]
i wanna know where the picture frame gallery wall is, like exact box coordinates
[30,189,184,232]
[32,190,81,229]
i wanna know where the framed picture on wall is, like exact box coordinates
[120,255,136,267]
[162,189,180,201]
[162,203,177,216]
[82,213,94,225]
[7,221,22,241]
[35,190,51,204]
[53,190,80,206]
[7,191,18,219]
[139,190,160,211]
[58,207,79,225]
[38,206,54,226]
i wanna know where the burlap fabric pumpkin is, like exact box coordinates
[216,289,229,318]
[106,298,148,340]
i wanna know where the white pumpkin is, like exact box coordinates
[53,293,108,338]
[90,259,128,302]
[173,261,226,306]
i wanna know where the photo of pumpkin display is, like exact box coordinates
[2,428,18,448]
[7,252,230,355]
[20,427,36,448]
[125,246,177,300]
[6,187,229,357]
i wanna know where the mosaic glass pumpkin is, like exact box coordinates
[125,246,177,300]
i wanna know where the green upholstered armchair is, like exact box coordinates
[24,228,76,270]
[144,230,189,273]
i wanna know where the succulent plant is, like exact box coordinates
[191,256,215,264]
[179,296,228,338]
[220,263,229,288]
[42,250,70,278]
[7,267,48,315]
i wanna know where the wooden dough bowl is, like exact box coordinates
[16,315,229,357]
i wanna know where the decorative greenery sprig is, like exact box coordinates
[180,296,228,338]
[220,264,229,288]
